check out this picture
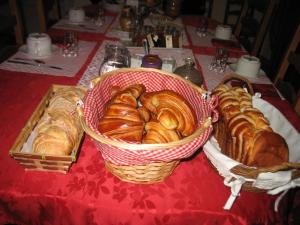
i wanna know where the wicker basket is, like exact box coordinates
[9,85,85,174]
[204,74,300,192]
[78,68,218,184]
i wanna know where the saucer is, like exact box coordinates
[19,45,59,59]
[67,18,87,25]
[229,63,266,78]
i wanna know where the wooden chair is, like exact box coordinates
[234,0,279,56]
[8,0,24,45]
[274,23,300,116]
[223,0,244,30]
[36,0,61,33]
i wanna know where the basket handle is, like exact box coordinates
[220,73,254,95]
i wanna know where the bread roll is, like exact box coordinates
[33,87,85,156]
[213,84,289,167]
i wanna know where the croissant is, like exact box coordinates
[98,84,146,143]
[140,90,197,137]
[142,121,181,144]
[110,84,146,107]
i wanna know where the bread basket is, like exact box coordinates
[77,68,218,184]
[203,73,300,210]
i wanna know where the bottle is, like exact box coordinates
[165,0,181,19]
[119,5,135,32]
[174,57,203,86]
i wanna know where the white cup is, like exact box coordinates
[69,8,85,23]
[26,33,52,57]
[215,25,232,40]
[236,55,261,77]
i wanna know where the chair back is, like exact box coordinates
[234,0,279,56]
[8,0,24,45]
[274,24,300,116]
[36,0,61,33]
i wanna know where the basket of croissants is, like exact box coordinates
[203,73,300,209]
[77,68,218,184]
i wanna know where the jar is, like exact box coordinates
[165,0,181,19]
[98,44,130,75]
[119,5,135,32]
[174,57,203,86]
[141,54,162,69]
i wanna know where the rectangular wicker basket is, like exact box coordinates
[9,85,85,174]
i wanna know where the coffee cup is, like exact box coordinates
[26,33,52,57]
[215,25,232,40]
[69,8,85,23]
[235,55,261,77]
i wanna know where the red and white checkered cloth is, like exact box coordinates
[83,70,218,165]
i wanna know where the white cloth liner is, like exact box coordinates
[203,94,300,210]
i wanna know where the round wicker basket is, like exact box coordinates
[78,68,218,184]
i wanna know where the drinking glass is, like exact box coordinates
[208,48,229,73]
[196,17,208,37]
[62,32,79,57]
[94,6,105,26]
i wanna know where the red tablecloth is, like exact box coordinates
[0,13,299,225]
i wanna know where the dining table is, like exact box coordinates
[0,7,300,225]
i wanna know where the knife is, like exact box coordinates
[7,60,63,70]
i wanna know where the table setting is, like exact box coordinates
[0,32,97,77]
[52,7,114,34]
[0,2,300,224]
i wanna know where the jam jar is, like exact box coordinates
[141,54,162,69]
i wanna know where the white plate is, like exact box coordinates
[229,63,266,77]
[19,45,59,59]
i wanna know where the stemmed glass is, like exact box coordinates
[208,48,229,73]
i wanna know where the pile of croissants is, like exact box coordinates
[98,84,197,144]
[32,87,86,156]
[212,84,289,167]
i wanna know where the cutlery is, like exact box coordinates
[55,24,97,31]
[7,60,63,70]
[14,57,45,65]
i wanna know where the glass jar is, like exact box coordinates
[141,54,162,69]
[98,44,130,75]
[174,57,203,86]
[165,0,181,19]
